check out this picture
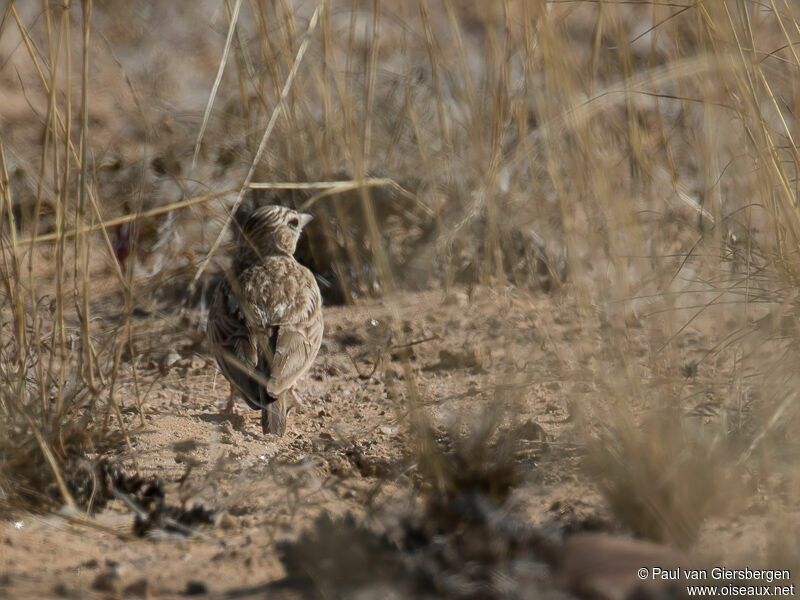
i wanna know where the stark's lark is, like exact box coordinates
[207,205,323,435]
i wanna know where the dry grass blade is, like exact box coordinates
[192,0,243,170]
[5,395,77,510]
[191,2,322,288]
[249,177,430,214]
[16,189,235,245]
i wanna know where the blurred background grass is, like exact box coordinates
[1,0,800,584]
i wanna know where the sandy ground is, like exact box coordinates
[2,4,799,595]
[2,282,782,600]
[0,288,579,597]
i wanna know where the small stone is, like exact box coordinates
[91,569,121,594]
[327,454,351,476]
[428,347,487,372]
[185,580,208,595]
[159,351,181,374]
[123,577,150,598]
[172,439,201,453]
[518,420,548,442]
[52,583,74,598]
[337,333,364,347]
[216,512,236,531]
[443,290,469,307]
[79,558,99,570]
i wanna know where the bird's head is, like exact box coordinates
[233,204,313,260]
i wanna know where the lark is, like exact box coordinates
[207,204,323,435]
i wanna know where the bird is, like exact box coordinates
[207,204,323,435]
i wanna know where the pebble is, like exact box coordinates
[185,581,208,595]
[123,577,150,598]
[216,512,236,531]
[91,569,121,594]
[443,290,469,307]
[159,351,182,374]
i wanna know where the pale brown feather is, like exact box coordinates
[206,208,323,434]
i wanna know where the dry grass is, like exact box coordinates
[2,0,800,593]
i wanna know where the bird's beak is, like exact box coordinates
[299,213,313,228]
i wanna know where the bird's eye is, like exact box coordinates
[288,217,299,228]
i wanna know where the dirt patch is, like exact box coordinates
[2,288,785,599]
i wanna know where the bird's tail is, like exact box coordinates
[261,394,288,436]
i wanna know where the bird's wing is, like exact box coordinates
[207,277,272,410]
[236,259,323,396]
[266,312,323,396]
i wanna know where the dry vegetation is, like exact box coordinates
[2,0,800,598]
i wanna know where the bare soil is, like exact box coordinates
[0,284,778,600]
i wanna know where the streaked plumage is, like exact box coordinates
[207,205,323,435]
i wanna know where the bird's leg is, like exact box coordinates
[290,387,305,408]
[220,388,237,415]
[261,408,269,435]
[284,387,305,416]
